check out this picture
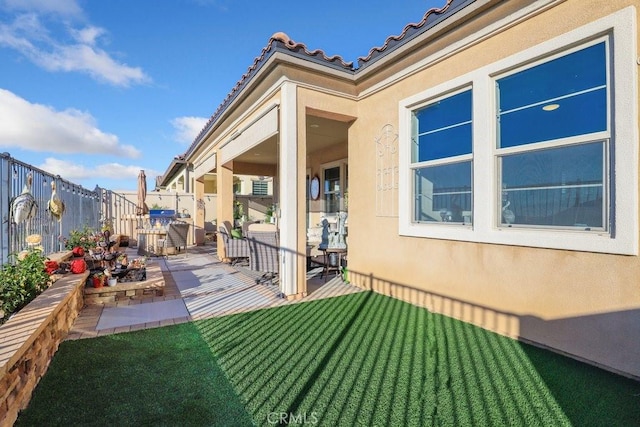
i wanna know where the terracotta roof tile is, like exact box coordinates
[185,0,466,158]
[188,32,353,154]
[357,0,458,68]
[270,32,354,69]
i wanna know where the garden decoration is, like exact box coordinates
[91,272,105,288]
[70,258,87,274]
[10,172,37,224]
[72,246,85,257]
[48,181,65,221]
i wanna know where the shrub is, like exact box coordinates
[0,249,51,324]
[64,225,99,252]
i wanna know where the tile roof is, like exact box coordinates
[187,32,353,156]
[357,0,473,70]
[270,32,354,70]
[185,0,470,159]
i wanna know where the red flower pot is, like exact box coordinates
[92,276,104,288]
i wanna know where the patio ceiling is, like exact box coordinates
[233,115,350,166]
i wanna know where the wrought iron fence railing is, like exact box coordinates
[1,152,102,265]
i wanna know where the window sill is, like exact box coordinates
[400,222,636,255]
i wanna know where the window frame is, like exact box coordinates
[321,159,348,216]
[398,7,638,255]
[494,38,610,231]
[410,86,474,225]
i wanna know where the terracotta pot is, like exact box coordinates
[92,276,104,288]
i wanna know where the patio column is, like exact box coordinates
[279,82,303,298]
[216,160,234,261]
[194,179,205,245]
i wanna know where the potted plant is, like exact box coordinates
[91,272,105,288]
[104,269,117,287]
[64,225,98,252]
[265,204,274,223]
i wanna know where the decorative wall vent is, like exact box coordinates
[375,124,399,217]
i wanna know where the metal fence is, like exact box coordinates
[0,152,102,265]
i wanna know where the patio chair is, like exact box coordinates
[218,221,249,265]
[247,223,279,285]
[164,221,190,257]
[241,220,260,236]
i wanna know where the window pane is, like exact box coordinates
[324,167,340,193]
[413,90,472,162]
[497,42,607,148]
[500,142,604,228]
[414,161,472,223]
[324,166,341,213]
[252,180,268,196]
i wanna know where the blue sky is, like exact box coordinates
[0,0,443,191]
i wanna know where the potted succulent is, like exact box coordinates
[104,268,117,286]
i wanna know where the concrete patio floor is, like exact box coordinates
[66,244,362,340]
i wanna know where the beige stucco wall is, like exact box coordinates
[347,0,640,378]
[181,0,639,377]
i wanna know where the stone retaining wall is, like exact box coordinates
[0,269,89,427]
[83,262,164,304]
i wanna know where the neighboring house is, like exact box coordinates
[178,0,640,379]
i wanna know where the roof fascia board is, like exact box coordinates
[158,158,187,187]
[269,51,355,82]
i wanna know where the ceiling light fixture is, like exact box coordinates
[542,103,560,111]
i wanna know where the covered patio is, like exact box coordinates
[186,71,355,300]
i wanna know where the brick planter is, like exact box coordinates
[83,262,164,305]
[0,269,89,426]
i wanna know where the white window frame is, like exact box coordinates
[410,86,474,226]
[399,7,638,255]
[495,37,609,231]
[321,159,348,216]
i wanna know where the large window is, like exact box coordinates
[411,89,472,224]
[399,8,637,254]
[496,41,608,229]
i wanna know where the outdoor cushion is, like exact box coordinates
[230,229,243,239]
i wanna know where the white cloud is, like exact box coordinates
[70,26,106,46]
[0,0,84,17]
[38,158,159,182]
[37,43,149,86]
[171,116,208,145]
[0,11,150,87]
[0,88,141,157]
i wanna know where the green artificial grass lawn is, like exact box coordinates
[17,291,640,426]
[15,322,253,427]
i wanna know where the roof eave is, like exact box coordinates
[158,158,187,187]
[184,37,355,161]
